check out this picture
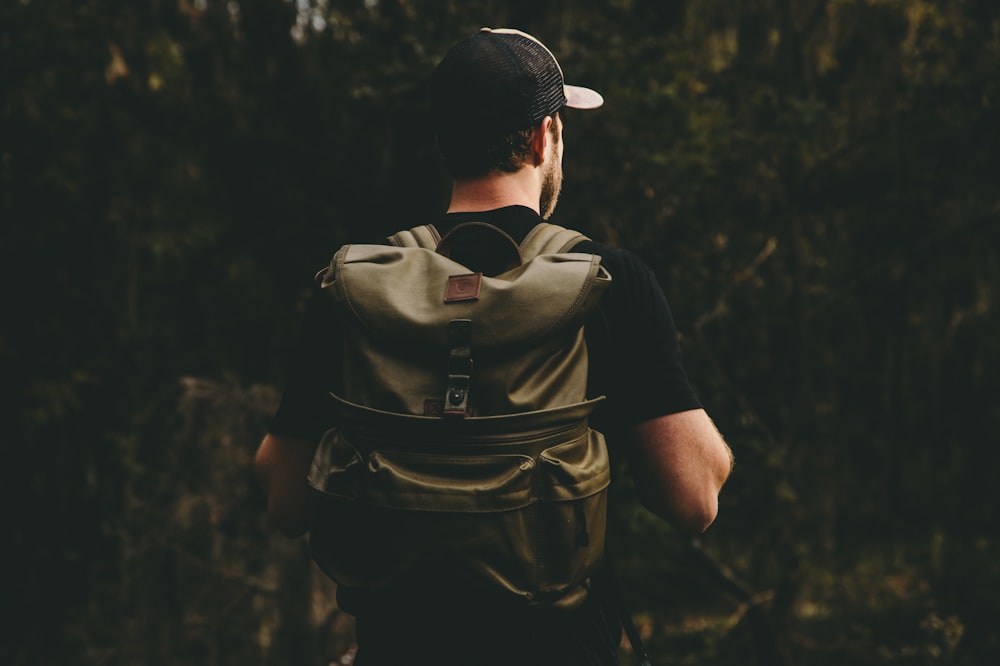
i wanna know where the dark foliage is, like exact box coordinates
[3,1,997,664]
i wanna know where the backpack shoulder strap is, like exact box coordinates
[519,222,590,260]
[387,224,441,249]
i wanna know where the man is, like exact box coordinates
[256,27,733,665]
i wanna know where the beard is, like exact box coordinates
[539,156,563,220]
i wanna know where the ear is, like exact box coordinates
[530,116,554,166]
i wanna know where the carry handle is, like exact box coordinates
[435,222,523,276]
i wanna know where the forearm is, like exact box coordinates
[631,408,733,534]
[254,433,319,538]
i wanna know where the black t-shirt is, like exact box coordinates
[268,205,701,665]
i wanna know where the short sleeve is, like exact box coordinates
[576,241,702,430]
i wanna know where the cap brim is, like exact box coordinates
[565,84,604,110]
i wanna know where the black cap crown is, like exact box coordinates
[430,28,603,137]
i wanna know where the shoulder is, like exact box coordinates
[573,237,701,427]
[570,238,668,310]
[571,239,656,278]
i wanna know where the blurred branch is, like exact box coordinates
[151,532,281,597]
[687,539,790,666]
[688,538,759,604]
[800,0,830,43]
[691,237,780,449]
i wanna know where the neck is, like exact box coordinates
[447,169,541,214]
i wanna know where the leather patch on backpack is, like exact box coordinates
[444,273,482,303]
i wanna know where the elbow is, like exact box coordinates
[683,453,732,533]
[264,486,313,539]
[682,448,732,533]
[638,485,720,535]
[690,493,720,533]
[672,491,719,535]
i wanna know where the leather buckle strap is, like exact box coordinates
[443,319,472,417]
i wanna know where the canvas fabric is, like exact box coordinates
[307,221,613,609]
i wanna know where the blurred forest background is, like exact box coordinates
[3,0,998,664]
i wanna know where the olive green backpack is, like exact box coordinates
[307,221,612,609]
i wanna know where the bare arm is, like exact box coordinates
[254,433,319,538]
[629,408,733,534]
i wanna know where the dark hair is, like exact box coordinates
[437,112,561,180]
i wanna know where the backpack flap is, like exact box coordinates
[328,244,608,347]
[322,243,611,416]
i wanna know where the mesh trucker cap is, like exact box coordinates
[430,27,604,136]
